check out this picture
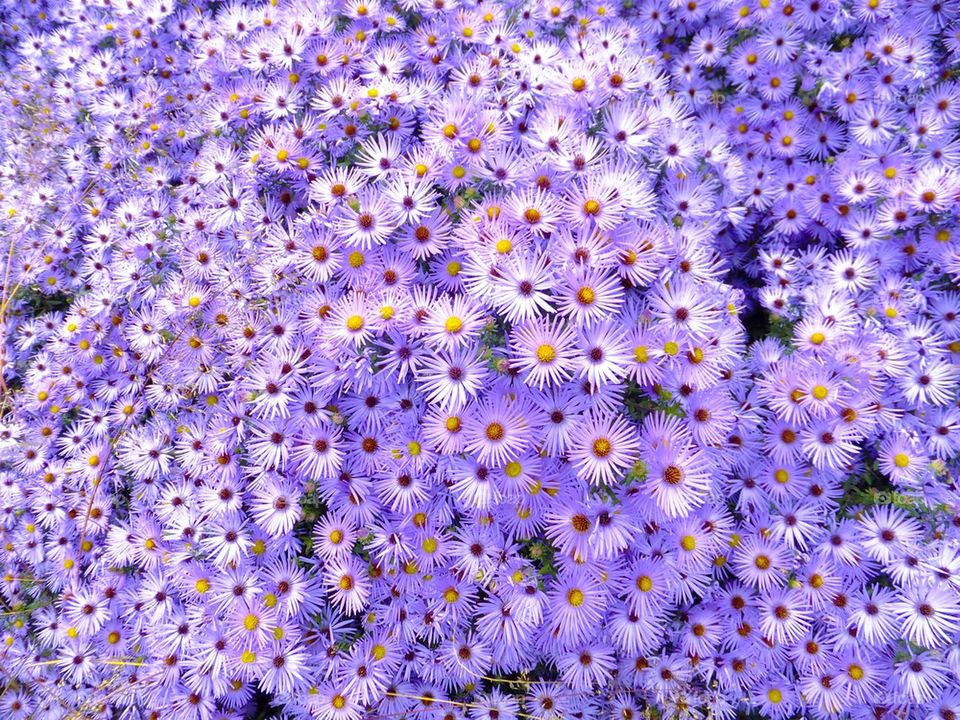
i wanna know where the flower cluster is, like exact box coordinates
[2,0,960,718]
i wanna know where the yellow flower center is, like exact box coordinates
[536,344,556,363]
[592,438,612,458]
[485,422,505,441]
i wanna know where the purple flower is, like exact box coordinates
[2,0,960,717]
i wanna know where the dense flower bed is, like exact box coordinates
[2,0,960,718]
